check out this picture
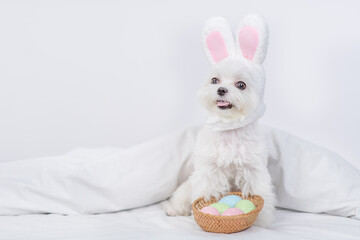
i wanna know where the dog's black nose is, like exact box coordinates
[217,87,228,96]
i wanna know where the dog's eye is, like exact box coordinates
[211,78,220,84]
[235,81,246,90]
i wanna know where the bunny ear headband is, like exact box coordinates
[202,14,269,131]
[203,13,269,65]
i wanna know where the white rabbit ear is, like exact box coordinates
[202,17,235,65]
[236,13,269,64]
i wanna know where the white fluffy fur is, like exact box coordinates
[163,14,275,227]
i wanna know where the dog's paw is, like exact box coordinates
[163,200,191,216]
[198,190,224,202]
[253,204,275,228]
[202,193,213,202]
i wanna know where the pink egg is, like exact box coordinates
[200,206,220,215]
[221,208,244,216]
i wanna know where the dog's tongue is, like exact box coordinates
[217,101,230,107]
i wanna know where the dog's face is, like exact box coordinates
[200,15,268,126]
[198,57,264,122]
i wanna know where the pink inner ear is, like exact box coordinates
[206,31,228,63]
[238,26,258,60]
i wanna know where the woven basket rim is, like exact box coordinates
[192,191,264,220]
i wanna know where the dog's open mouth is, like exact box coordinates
[217,100,233,109]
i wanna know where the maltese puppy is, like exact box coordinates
[164,14,275,227]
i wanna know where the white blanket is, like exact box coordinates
[0,125,359,220]
[0,203,359,240]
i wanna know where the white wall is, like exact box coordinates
[0,0,359,168]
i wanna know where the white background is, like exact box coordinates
[0,0,359,168]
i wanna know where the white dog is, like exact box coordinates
[164,14,275,227]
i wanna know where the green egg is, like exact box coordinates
[235,200,256,213]
[209,203,230,214]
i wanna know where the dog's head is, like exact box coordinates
[198,14,269,128]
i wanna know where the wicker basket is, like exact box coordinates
[192,192,264,233]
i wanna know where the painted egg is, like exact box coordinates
[235,200,256,213]
[200,206,220,215]
[221,207,244,216]
[219,195,242,208]
[210,203,230,214]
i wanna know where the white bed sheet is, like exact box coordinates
[0,202,359,240]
